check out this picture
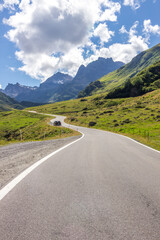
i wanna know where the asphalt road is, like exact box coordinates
[0,115,160,240]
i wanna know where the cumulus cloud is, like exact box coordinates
[4,1,91,54]
[98,1,121,22]
[94,23,114,44]
[115,22,148,62]
[143,19,160,36]
[2,0,150,82]
[115,23,148,62]
[15,51,59,80]
[0,0,20,11]
[2,0,121,80]
[0,84,2,89]
[123,0,144,9]
[85,37,148,64]
[85,22,148,64]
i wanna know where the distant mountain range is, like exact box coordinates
[2,58,124,103]
[78,43,160,98]
[1,83,38,99]
[15,72,73,103]
[1,43,160,110]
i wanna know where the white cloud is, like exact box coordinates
[98,1,121,22]
[85,22,148,64]
[0,0,20,11]
[119,25,128,34]
[123,0,144,9]
[94,23,114,44]
[119,21,139,36]
[15,51,60,80]
[115,22,148,62]
[0,5,3,11]
[2,0,121,80]
[2,0,152,82]
[60,47,84,76]
[0,84,2,89]
[143,19,160,35]
[85,37,148,64]
[9,67,16,71]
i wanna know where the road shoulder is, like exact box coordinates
[0,136,81,190]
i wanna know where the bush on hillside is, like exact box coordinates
[105,61,160,99]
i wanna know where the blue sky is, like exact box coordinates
[0,0,160,89]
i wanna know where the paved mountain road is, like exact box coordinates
[0,115,160,240]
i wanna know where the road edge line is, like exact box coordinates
[120,134,160,154]
[0,132,84,201]
[106,130,160,154]
[29,111,160,154]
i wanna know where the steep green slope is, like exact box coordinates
[28,89,160,151]
[106,61,160,99]
[0,91,23,111]
[78,43,160,97]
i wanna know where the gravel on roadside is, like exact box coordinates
[0,135,81,189]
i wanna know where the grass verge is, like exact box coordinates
[28,89,160,151]
[0,110,80,146]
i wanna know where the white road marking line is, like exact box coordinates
[1,111,159,201]
[0,132,84,201]
[121,134,160,154]
[105,130,160,154]
[30,111,160,154]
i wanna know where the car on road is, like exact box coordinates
[53,121,61,126]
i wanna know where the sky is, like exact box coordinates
[0,0,160,89]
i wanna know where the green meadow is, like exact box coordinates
[0,111,79,145]
[29,89,160,151]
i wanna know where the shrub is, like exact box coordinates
[88,122,97,127]
[123,119,131,124]
[70,117,77,122]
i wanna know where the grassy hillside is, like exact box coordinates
[106,61,160,99]
[0,91,23,111]
[29,89,160,151]
[78,43,160,97]
[0,111,79,145]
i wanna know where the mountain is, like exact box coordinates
[40,72,73,89]
[78,43,160,98]
[0,91,23,111]
[73,57,123,86]
[14,72,73,103]
[36,58,123,103]
[48,58,124,102]
[2,83,38,99]
[3,58,123,103]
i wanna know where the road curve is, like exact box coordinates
[0,114,160,240]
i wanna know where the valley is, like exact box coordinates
[1,43,160,151]
[29,89,160,151]
[1,58,124,103]
[1,2,160,239]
